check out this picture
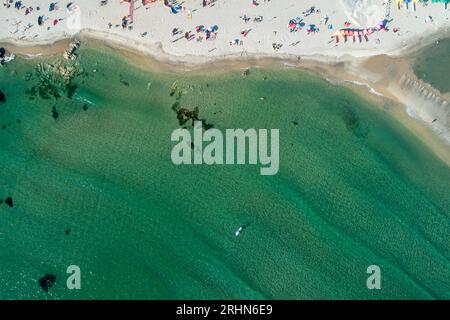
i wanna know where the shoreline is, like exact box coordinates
[1,30,449,165]
[2,21,450,65]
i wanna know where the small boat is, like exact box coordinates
[235,224,248,237]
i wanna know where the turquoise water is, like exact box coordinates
[0,46,449,299]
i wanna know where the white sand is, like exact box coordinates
[1,0,449,62]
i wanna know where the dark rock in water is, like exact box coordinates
[5,197,13,208]
[0,90,6,103]
[38,274,56,292]
[176,107,199,126]
[65,228,71,235]
[66,84,77,99]
[171,101,180,111]
[0,48,5,58]
[292,120,299,126]
[82,104,89,111]
[119,75,130,86]
[171,103,214,129]
[51,106,59,120]
[202,122,214,130]
[25,72,33,81]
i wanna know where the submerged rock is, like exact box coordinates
[0,90,5,103]
[51,106,59,120]
[171,103,214,129]
[177,107,199,126]
[38,274,56,292]
[4,197,13,208]
[27,61,84,100]
[119,75,130,86]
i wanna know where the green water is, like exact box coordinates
[0,46,449,299]
[413,37,450,94]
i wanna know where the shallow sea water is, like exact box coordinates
[0,47,449,299]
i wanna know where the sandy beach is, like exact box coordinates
[1,0,449,60]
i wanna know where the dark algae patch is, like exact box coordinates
[0,197,13,208]
[0,89,5,103]
[26,60,83,100]
[38,274,56,292]
[171,103,214,129]
[340,102,369,139]
[4,197,13,208]
[51,106,59,120]
[119,74,130,86]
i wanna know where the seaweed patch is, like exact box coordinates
[169,81,214,130]
[38,274,56,292]
[171,103,213,130]
[5,197,13,208]
[26,60,84,100]
[0,89,6,103]
[0,197,13,208]
[119,74,130,86]
[341,103,369,139]
[51,106,59,120]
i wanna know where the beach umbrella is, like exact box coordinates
[195,25,205,32]
[306,24,315,33]
[432,0,450,9]
[396,0,412,9]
